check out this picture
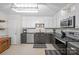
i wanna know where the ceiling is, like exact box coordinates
[0,3,68,16]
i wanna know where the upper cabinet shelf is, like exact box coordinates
[0,20,5,22]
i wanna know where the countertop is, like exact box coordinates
[68,42,79,49]
[26,32,54,34]
[66,34,79,41]
[55,33,79,44]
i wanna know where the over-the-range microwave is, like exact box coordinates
[60,16,75,28]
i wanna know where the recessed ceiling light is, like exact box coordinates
[14,3,38,8]
[11,3,39,13]
[12,8,39,13]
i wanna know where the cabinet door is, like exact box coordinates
[46,34,50,43]
[34,33,39,44]
[34,33,45,44]
[40,33,45,43]
[50,34,54,44]
[21,33,27,44]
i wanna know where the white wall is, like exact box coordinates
[53,4,76,28]
[53,4,79,34]
[0,11,8,36]
[22,16,56,28]
[7,15,22,44]
[75,4,79,28]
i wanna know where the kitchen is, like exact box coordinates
[0,3,79,55]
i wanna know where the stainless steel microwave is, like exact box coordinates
[60,16,75,28]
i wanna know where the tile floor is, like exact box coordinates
[1,44,56,55]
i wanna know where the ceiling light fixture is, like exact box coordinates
[11,3,39,13]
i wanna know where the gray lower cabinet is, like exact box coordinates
[21,33,27,44]
[34,33,44,44]
[21,32,54,44]
[50,34,55,44]
[34,33,53,44]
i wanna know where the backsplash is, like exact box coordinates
[22,28,53,33]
